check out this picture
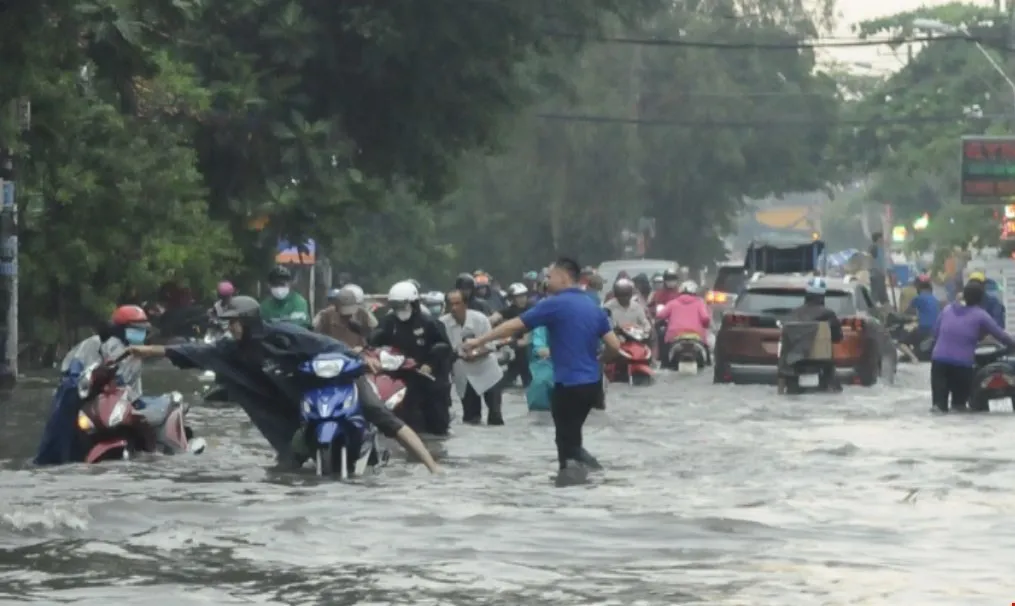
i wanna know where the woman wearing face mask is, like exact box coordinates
[259,266,311,328]
[35,305,151,465]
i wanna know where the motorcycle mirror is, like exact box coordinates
[378,349,405,371]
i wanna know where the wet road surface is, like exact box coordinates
[1,365,1014,605]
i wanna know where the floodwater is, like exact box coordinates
[1,365,1014,605]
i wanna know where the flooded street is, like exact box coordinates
[1,365,1014,605]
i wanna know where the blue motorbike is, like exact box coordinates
[297,352,386,478]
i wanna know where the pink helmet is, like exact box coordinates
[216,281,235,298]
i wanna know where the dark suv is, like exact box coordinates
[712,274,897,386]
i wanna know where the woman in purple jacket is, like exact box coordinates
[931,281,1015,412]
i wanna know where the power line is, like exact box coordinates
[546,31,996,50]
[535,111,1006,128]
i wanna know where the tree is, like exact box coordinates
[842,2,1011,253]
[426,0,843,281]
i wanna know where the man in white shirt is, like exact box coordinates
[440,290,505,425]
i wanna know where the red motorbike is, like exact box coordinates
[604,325,654,385]
[366,347,434,416]
[75,360,203,463]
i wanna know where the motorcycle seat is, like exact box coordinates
[135,394,174,426]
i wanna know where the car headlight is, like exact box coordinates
[107,398,129,427]
[76,411,94,432]
[384,387,406,410]
[312,357,346,378]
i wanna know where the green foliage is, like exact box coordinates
[840,2,1011,252]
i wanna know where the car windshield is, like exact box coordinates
[735,288,855,315]
[712,266,746,294]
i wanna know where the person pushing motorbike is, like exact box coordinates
[315,287,378,349]
[36,306,152,465]
[490,282,534,388]
[260,266,311,328]
[126,295,440,473]
[369,281,454,437]
[648,268,682,308]
[787,277,844,392]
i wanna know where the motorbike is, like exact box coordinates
[665,333,709,374]
[75,358,205,463]
[492,339,516,374]
[296,351,387,478]
[368,347,436,416]
[885,312,932,363]
[968,343,1015,412]
[604,325,654,385]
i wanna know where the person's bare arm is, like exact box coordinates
[602,331,629,357]
[470,317,526,347]
[393,426,440,473]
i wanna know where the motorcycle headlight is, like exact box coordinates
[312,357,346,378]
[384,387,406,410]
[107,398,129,427]
[76,411,94,432]
[302,398,312,415]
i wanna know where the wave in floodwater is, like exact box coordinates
[1,365,1014,605]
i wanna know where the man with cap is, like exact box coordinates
[314,287,378,349]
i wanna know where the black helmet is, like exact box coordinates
[216,295,261,320]
[613,278,635,297]
[662,268,679,282]
[268,266,292,285]
[455,273,475,291]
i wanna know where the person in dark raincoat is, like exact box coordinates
[786,277,843,393]
[126,296,440,473]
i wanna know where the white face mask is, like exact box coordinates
[271,286,290,300]
[395,309,412,321]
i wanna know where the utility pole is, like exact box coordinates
[0,98,26,385]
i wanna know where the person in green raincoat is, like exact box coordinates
[526,325,553,410]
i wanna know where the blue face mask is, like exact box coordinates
[124,327,147,345]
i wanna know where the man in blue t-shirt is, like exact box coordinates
[462,257,627,471]
[904,276,940,352]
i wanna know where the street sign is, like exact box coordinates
[961,136,1015,204]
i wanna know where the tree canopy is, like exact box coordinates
[2,0,866,362]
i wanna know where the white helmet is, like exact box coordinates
[345,283,365,304]
[387,281,419,303]
[679,280,698,294]
[507,282,528,296]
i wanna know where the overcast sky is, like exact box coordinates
[820,0,994,72]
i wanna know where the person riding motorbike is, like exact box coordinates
[648,269,682,307]
[35,306,152,465]
[211,281,236,318]
[650,273,664,292]
[490,283,534,388]
[315,287,378,349]
[421,291,446,317]
[126,295,440,472]
[369,281,454,437]
[785,277,844,393]
[455,273,493,315]
[657,280,711,364]
[522,271,540,297]
[967,271,1006,328]
[604,279,652,334]
[473,273,504,312]
[632,273,653,306]
[260,266,311,328]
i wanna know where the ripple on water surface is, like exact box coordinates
[0,365,1014,605]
